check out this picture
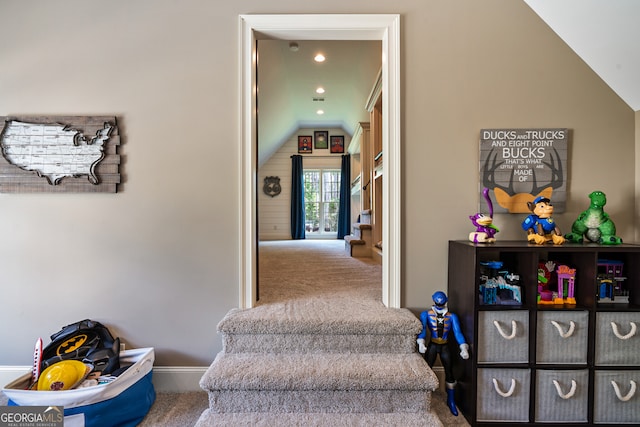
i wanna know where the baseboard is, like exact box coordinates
[151,366,208,392]
[3,365,441,393]
[258,233,290,241]
[1,366,208,393]
[0,366,30,390]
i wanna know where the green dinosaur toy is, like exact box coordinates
[564,190,622,245]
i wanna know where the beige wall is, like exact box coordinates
[258,128,348,241]
[0,0,635,367]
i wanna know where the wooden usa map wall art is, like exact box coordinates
[0,116,120,193]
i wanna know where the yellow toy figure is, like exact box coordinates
[521,196,565,245]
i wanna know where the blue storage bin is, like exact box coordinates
[3,347,155,427]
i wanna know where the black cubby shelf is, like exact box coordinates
[448,240,640,426]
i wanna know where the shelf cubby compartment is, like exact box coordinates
[448,240,640,426]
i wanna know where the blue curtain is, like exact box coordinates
[290,155,305,239]
[337,154,351,239]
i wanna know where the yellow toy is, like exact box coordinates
[521,196,565,245]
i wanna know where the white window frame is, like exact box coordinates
[304,169,341,237]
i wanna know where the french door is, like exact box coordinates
[303,169,340,236]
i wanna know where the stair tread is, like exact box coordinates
[344,235,366,245]
[201,352,437,391]
[222,330,415,354]
[351,223,372,229]
[196,408,444,426]
[218,306,422,336]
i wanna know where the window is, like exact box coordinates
[304,169,341,235]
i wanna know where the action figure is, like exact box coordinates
[469,187,499,243]
[417,291,469,416]
[521,196,565,245]
[564,190,622,245]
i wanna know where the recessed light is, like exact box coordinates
[289,42,299,52]
[314,54,325,62]
[316,87,325,94]
[316,110,324,115]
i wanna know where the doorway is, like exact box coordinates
[239,14,401,309]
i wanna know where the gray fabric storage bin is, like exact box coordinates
[535,369,589,423]
[536,310,589,364]
[476,368,530,422]
[477,310,529,363]
[593,370,640,424]
[595,312,640,366]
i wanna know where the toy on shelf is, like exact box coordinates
[596,274,615,302]
[596,259,629,303]
[537,260,556,304]
[521,196,565,245]
[469,187,499,243]
[417,291,469,416]
[555,264,577,305]
[536,262,577,305]
[565,190,622,245]
[479,261,522,305]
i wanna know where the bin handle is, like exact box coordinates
[611,321,637,340]
[492,378,516,397]
[493,320,517,340]
[611,380,637,402]
[550,320,575,338]
[132,357,153,376]
[552,379,577,399]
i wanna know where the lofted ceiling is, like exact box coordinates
[256,3,639,166]
[525,0,640,112]
[257,40,381,166]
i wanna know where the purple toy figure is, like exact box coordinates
[417,291,470,416]
[469,188,499,243]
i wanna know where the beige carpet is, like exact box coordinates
[2,240,470,426]
[197,239,471,426]
[216,239,420,354]
[142,390,469,426]
[1,389,469,426]
[257,239,382,303]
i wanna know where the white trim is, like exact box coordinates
[239,16,258,309]
[0,366,208,394]
[239,14,402,309]
[150,366,208,392]
[383,14,402,309]
[365,68,383,112]
[0,366,30,391]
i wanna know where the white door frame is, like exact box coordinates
[238,14,401,308]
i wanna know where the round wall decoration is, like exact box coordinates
[263,176,281,197]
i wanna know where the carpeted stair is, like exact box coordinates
[344,209,373,258]
[197,304,442,426]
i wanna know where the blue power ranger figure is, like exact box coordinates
[417,291,469,416]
